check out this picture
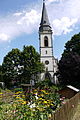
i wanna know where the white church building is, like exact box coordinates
[39,0,58,84]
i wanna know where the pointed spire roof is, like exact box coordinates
[39,0,52,32]
[40,0,50,26]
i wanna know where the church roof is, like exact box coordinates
[39,0,52,32]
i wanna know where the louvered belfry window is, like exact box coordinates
[44,36,48,47]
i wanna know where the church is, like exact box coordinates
[39,0,58,84]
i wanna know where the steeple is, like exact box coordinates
[39,0,52,32]
[39,0,58,84]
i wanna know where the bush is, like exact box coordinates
[13,87,23,92]
[35,79,53,88]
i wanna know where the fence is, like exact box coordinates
[49,92,80,120]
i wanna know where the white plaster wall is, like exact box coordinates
[41,57,54,72]
[41,48,53,56]
[53,59,58,73]
[54,67,57,73]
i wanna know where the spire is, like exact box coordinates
[39,0,52,32]
[40,0,50,26]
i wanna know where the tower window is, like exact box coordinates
[44,21,46,23]
[46,50,47,54]
[44,36,48,47]
[45,60,49,65]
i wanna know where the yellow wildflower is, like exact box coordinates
[37,107,45,111]
[43,101,47,104]
[40,94,44,97]
[39,98,44,101]
[15,91,22,94]
[51,104,54,106]
[41,90,46,92]
[22,101,26,105]
[16,96,21,99]
[22,95,25,98]
[45,92,49,95]
[17,99,23,102]
[22,95,25,97]
[13,94,17,97]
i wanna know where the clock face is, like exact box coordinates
[45,60,49,65]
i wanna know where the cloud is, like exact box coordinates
[46,0,64,5]
[47,0,80,35]
[52,17,78,35]
[0,9,40,42]
[13,12,23,16]
[17,10,40,33]
[0,0,80,42]
[46,0,58,4]
[0,33,10,41]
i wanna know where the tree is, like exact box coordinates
[2,48,21,87]
[0,65,3,82]
[20,45,44,83]
[63,33,80,56]
[58,33,80,88]
[2,46,44,87]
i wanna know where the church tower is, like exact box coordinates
[39,0,58,83]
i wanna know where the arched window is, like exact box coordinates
[44,36,48,47]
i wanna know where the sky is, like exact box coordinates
[0,0,80,65]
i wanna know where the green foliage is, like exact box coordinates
[2,48,21,88]
[2,45,44,88]
[51,85,61,91]
[0,65,3,82]
[20,45,44,83]
[13,88,23,92]
[58,33,80,88]
[0,88,61,120]
[64,33,80,55]
[35,79,61,92]
[0,88,2,92]
[36,79,53,88]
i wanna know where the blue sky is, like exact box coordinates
[0,0,80,65]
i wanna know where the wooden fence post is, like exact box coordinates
[49,93,80,120]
